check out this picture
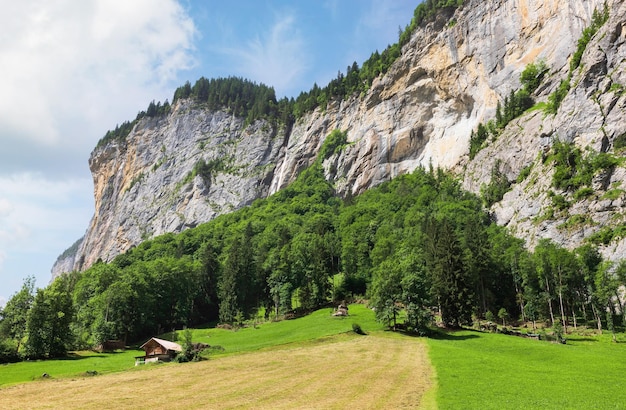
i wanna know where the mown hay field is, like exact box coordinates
[0,333,434,409]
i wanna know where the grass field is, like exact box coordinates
[2,305,626,409]
[0,333,433,409]
[427,329,626,409]
[189,304,387,357]
[0,349,144,387]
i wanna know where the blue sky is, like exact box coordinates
[0,0,417,306]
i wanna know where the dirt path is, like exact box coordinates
[0,334,435,409]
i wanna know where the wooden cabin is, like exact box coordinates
[135,337,182,365]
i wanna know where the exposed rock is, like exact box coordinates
[53,0,625,277]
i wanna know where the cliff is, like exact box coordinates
[53,0,624,277]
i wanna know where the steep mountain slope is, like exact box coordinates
[463,0,626,261]
[53,0,619,277]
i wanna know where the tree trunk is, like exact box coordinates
[557,266,567,334]
[591,303,602,333]
[545,280,555,326]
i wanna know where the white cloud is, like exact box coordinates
[0,173,93,244]
[0,173,94,299]
[0,0,197,176]
[222,12,310,97]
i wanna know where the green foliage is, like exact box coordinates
[549,192,570,211]
[412,0,464,29]
[23,275,74,359]
[516,163,533,183]
[550,140,619,192]
[0,277,35,362]
[173,77,282,127]
[519,60,548,94]
[550,140,586,191]
[497,307,509,326]
[318,129,348,161]
[469,123,489,159]
[558,214,592,231]
[546,77,571,114]
[587,223,626,245]
[573,187,594,200]
[480,160,511,207]
[351,323,365,335]
[570,3,609,72]
[601,188,625,200]
[613,132,626,150]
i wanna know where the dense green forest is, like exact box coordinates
[2,130,625,361]
[96,0,464,149]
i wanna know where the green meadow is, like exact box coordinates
[428,330,626,409]
[2,304,626,409]
[0,348,143,387]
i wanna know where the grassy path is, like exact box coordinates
[0,333,434,409]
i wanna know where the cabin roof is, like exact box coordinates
[140,337,183,352]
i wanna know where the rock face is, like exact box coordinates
[53,0,624,277]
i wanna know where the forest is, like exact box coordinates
[1,128,625,361]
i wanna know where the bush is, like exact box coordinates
[480,160,511,207]
[352,323,366,335]
[546,78,571,115]
[516,164,533,183]
[613,133,626,150]
[319,129,348,160]
[574,187,594,201]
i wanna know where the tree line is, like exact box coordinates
[95,1,465,149]
[2,129,625,361]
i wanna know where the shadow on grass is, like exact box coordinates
[428,329,481,341]
[54,350,129,361]
[566,336,599,343]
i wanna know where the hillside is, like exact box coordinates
[52,0,624,277]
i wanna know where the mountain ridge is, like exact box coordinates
[53,0,622,278]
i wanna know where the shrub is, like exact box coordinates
[520,60,548,94]
[613,133,626,150]
[480,160,511,207]
[516,164,533,183]
[546,78,571,114]
[352,323,366,335]
[574,187,594,201]
[319,129,348,160]
[551,194,570,210]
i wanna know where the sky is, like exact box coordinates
[0,0,418,307]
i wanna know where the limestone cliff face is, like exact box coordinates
[463,0,626,260]
[53,0,620,277]
[68,105,285,270]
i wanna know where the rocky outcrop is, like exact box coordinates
[463,0,626,259]
[53,0,621,277]
[63,106,285,271]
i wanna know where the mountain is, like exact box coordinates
[52,0,625,278]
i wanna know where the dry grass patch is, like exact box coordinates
[0,333,433,409]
